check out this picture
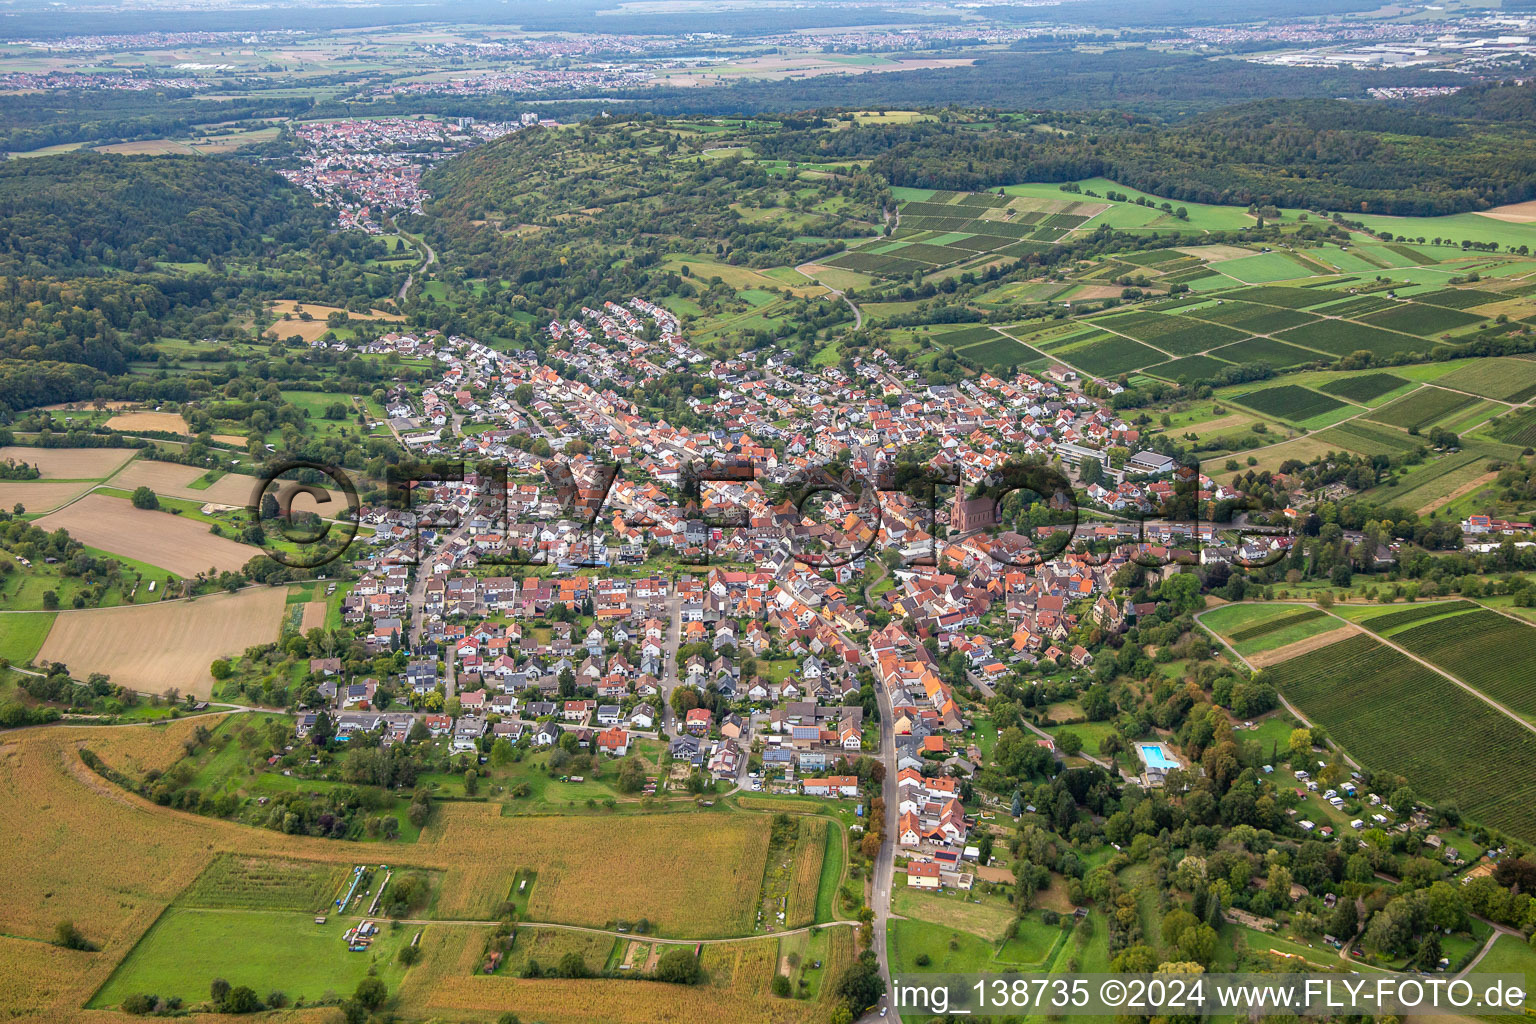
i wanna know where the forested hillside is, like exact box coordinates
[0,153,329,275]
[745,100,1536,216]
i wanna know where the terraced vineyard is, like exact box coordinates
[1265,634,1536,840]
[1386,609,1536,716]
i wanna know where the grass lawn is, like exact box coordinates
[815,819,847,924]
[1475,933,1536,983]
[0,610,56,664]
[893,885,1015,941]
[888,917,1002,974]
[89,908,411,1008]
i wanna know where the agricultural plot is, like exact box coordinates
[1359,302,1485,336]
[1484,406,1536,447]
[1364,449,1492,512]
[0,446,136,479]
[842,191,1086,277]
[1227,608,1325,643]
[1210,251,1314,284]
[499,927,616,976]
[1318,373,1411,403]
[1365,387,1477,430]
[1227,286,1343,309]
[1050,333,1165,377]
[1277,319,1423,358]
[0,610,55,665]
[785,819,827,929]
[958,336,1045,370]
[424,803,776,936]
[1315,295,1398,318]
[1434,357,1536,401]
[1210,336,1324,369]
[929,325,1004,348]
[1388,609,1536,717]
[177,854,347,913]
[1314,420,1419,456]
[1145,355,1234,382]
[108,460,259,507]
[1354,600,1478,633]
[36,586,288,697]
[1413,287,1505,309]
[1232,385,1345,423]
[1090,310,1248,354]
[399,930,798,1024]
[1180,300,1316,334]
[1265,634,1536,840]
[33,493,255,576]
[90,907,411,1009]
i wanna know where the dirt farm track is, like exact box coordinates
[34,587,288,697]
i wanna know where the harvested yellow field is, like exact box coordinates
[1476,199,1536,224]
[267,300,404,342]
[425,802,772,935]
[211,433,247,446]
[34,493,255,575]
[299,599,327,630]
[399,930,811,1024]
[0,481,91,513]
[86,714,229,783]
[0,445,135,479]
[95,138,196,156]
[109,460,259,506]
[1,721,810,1022]
[0,727,387,1020]
[37,587,287,697]
[104,411,190,434]
[1220,436,1335,476]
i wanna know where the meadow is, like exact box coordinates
[90,907,412,1008]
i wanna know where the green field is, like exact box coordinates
[1209,336,1324,369]
[1435,357,1536,401]
[1145,354,1235,382]
[177,854,349,914]
[1277,319,1424,358]
[1475,934,1536,986]
[1264,634,1536,841]
[1366,387,1478,430]
[90,908,411,1009]
[1233,385,1345,423]
[1314,420,1420,456]
[1360,448,1491,511]
[1051,333,1164,377]
[1358,302,1485,336]
[1485,406,1536,448]
[0,610,56,664]
[1386,608,1536,717]
[1317,373,1411,403]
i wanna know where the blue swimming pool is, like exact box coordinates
[1139,743,1180,771]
